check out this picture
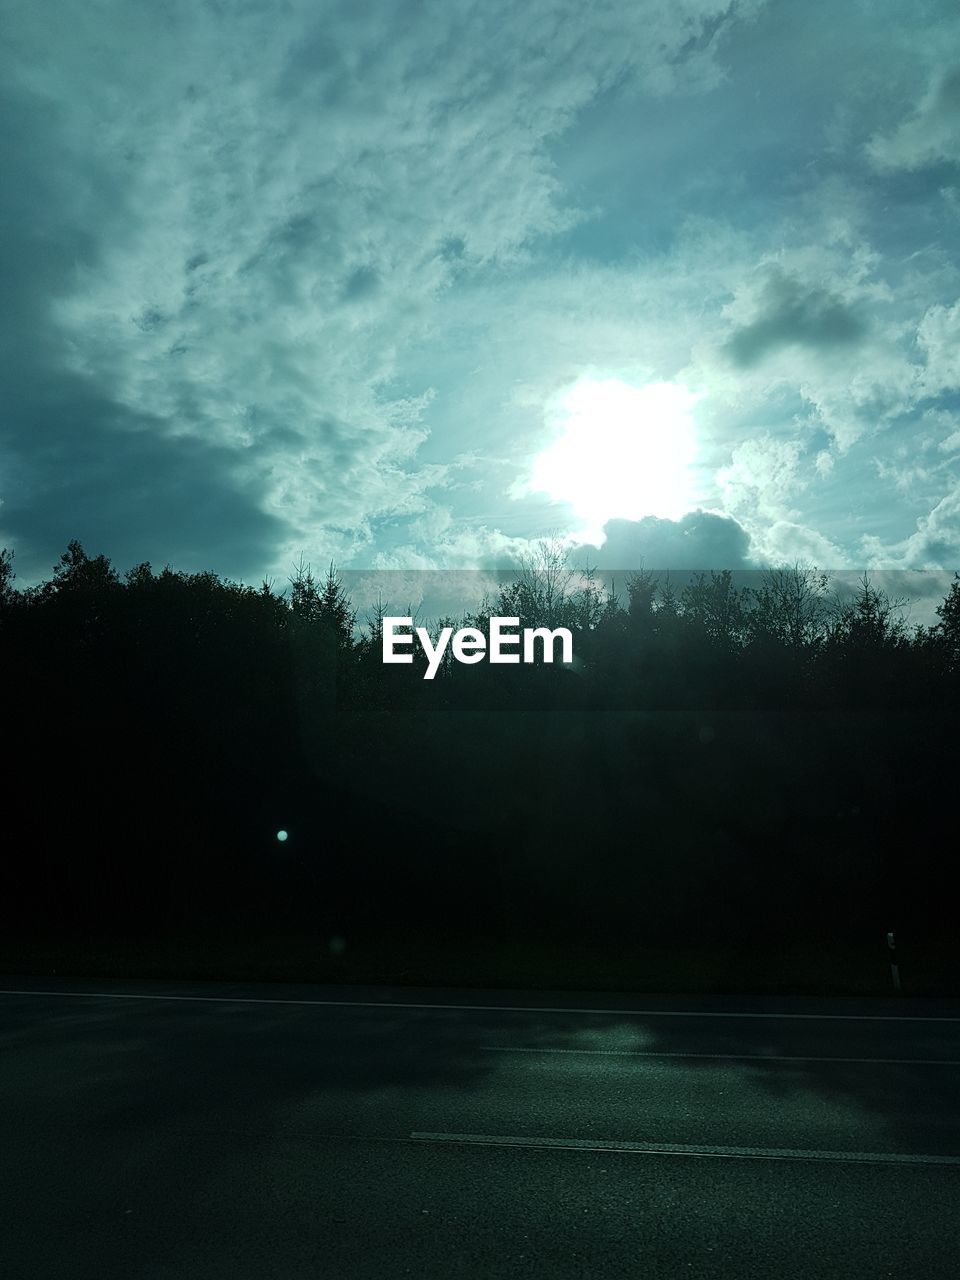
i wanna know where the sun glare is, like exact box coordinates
[529,378,700,540]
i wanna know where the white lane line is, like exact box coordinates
[0,988,959,1022]
[411,1132,960,1166]
[481,1047,960,1065]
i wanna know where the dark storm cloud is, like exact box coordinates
[4,425,284,581]
[0,87,103,334]
[572,509,754,569]
[0,80,287,581]
[724,270,866,368]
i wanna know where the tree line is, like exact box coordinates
[2,540,957,950]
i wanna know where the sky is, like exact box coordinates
[2,0,960,591]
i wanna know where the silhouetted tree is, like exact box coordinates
[0,547,15,620]
[746,564,830,651]
[935,572,960,669]
[680,570,746,651]
[626,567,659,636]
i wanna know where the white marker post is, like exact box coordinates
[887,930,901,993]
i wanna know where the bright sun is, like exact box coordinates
[529,377,700,540]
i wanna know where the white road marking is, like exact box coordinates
[1,988,959,1023]
[411,1132,960,1166]
[481,1046,960,1065]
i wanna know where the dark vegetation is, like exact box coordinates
[2,541,958,992]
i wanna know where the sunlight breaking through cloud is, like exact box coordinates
[528,378,701,543]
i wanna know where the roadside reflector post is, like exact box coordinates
[887,930,902,993]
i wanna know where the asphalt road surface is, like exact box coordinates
[2,979,959,1279]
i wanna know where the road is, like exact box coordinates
[2,979,959,1278]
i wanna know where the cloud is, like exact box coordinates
[862,487,960,570]
[571,508,754,569]
[717,436,806,519]
[3,0,960,585]
[398,202,947,567]
[703,235,929,455]
[723,269,867,368]
[918,299,960,395]
[753,520,848,568]
[867,66,960,172]
[4,427,287,582]
[0,0,749,582]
